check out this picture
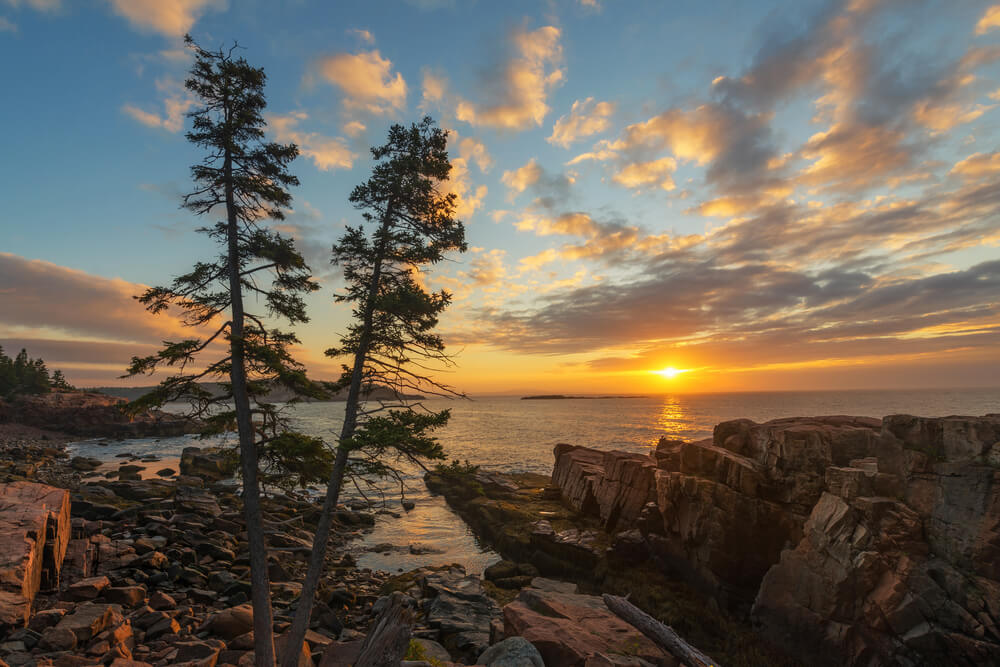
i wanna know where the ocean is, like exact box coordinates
[67,388,1000,574]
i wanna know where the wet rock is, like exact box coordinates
[70,457,102,471]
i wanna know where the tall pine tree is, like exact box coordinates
[282,117,466,665]
[125,36,322,667]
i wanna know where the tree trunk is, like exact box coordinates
[602,594,721,667]
[354,592,414,667]
[226,149,276,667]
[280,217,392,667]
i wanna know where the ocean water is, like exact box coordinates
[67,388,1000,573]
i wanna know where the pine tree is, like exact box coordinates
[282,117,466,665]
[124,36,322,667]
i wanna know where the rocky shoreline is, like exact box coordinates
[423,414,1000,666]
[2,410,998,666]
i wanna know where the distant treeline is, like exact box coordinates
[0,346,74,398]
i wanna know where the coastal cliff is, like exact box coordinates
[0,392,197,438]
[551,414,1000,666]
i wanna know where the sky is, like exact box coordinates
[1,0,999,395]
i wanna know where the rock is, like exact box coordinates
[753,488,1000,666]
[173,639,224,664]
[476,636,545,666]
[103,585,147,607]
[503,587,672,666]
[155,468,175,477]
[148,591,175,611]
[67,575,111,600]
[179,447,236,482]
[201,603,254,640]
[275,630,312,667]
[484,560,519,582]
[418,566,501,662]
[408,543,444,555]
[70,456,102,471]
[0,482,72,626]
[54,602,123,642]
[38,625,78,651]
[411,637,452,662]
[317,639,363,667]
[28,607,66,631]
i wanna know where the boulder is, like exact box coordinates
[475,636,544,666]
[0,481,72,626]
[200,603,254,640]
[180,447,236,482]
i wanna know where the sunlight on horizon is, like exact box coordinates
[653,366,689,380]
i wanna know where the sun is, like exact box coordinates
[654,366,688,379]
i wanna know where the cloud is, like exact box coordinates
[612,156,677,192]
[342,120,366,137]
[122,77,195,133]
[951,151,1000,178]
[349,28,375,44]
[458,136,493,172]
[314,49,407,114]
[455,25,564,130]
[0,16,15,31]
[502,158,543,198]
[107,0,226,38]
[442,134,492,218]
[0,253,191,344]
[267,111,356,171]
[548,98,615,148]
[976,5,1000,35]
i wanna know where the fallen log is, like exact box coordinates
[354,591,415,667]
[603,594,722,667]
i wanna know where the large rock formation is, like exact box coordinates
[0,391,196,438]
[550,414,1000,666]
[0,481,71,626]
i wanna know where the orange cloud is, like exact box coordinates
[122,78,193,133]
[501,158,543,198]
[455,26,563,130]
[951,151,1000,178]
[548,97,615,148]
[107,0,226,37]
[976,5,1000,35]
[266,111,356,171]
[315,50,407,114]
[612,156,677,191]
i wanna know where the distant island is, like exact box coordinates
[521,394,647,400]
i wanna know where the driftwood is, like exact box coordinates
[603,594,722,667]
[355,591,415,667]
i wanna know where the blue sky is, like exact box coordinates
[2,0,999,393]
